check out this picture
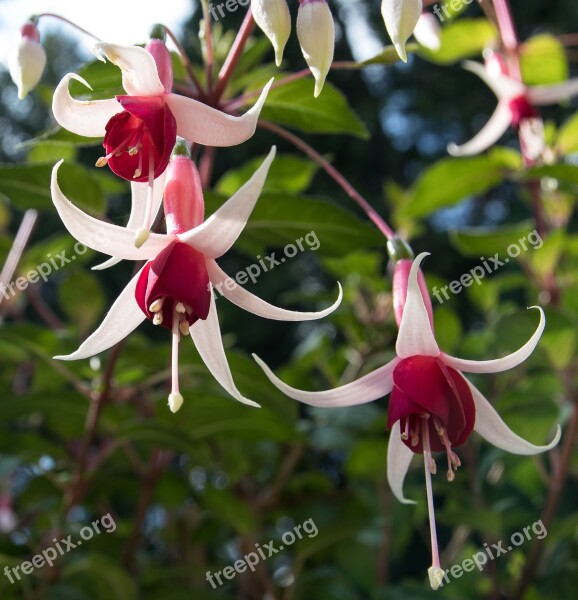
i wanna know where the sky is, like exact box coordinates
[0,0,194,63]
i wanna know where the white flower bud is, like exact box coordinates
[8,22,46,100]
[296,0,335,98]
[381,0,422,62]
[413,12,441,52]
[252,0,291,67]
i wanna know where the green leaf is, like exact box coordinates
[418,19,497,64]
[361,44,418,66]
[402,149,518,219]
[520,34,569,86]
[556,111,578,154]
[522,164,578,187]
[19,126,101,149]
[27,142,77,164]
[205,192,383,256]
[0,163,105,215]
[203,487,256,534]
[58,269,106,331]
[259,79,369,139]
[215,154,318,195]
[449,220,537,258]
[69,58,123,100]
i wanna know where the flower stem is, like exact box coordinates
[258,120,396,240]
[34,13,100,42]
[201,1,214,91]
[163,25,206,98]
[492,0,522,80]
[212,9,255,103]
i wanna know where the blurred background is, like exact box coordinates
[0,0,577,598]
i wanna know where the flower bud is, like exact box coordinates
[8,20,46,99]
[164,144,205,235]
[381,0,422,62]
[252,0,291,67]
[296,0,335,98]
[146,26,173,93]
[413,12,441,52]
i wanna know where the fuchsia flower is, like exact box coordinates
[448,53,578,157]
[50,146,342,412]
[52,41,272,246]
[255,251,560,587]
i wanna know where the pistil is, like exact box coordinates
[168,306,184,413]
[135,152,156,248]
[421,414,444,590]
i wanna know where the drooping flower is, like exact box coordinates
[250,0,335,96]
[251,0,292,67]
[9,19,47,100]
[52,41,272,245]
[381,0,423,62]
[254,251,560,587]
[50,147,342,412]
[412,12,441,52]
[448,54,578,157]
[296,0,335,98]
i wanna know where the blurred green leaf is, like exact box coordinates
[520,34,569,85]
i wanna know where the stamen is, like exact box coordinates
[135,152,156,247]
[401,418,409,441]
[433,417,445,437]
[153,312,163,326]
[168,308,183,413]
[96,133,135,167]
[411,419,420,447]
[175,302,186,313]
[179,320,190,336]
[421,415,443,589]
[127,145,139,156]
[149,297,165,313]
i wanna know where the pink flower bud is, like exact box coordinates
[392,258,434,329]
[9,20,46,99]
[163,155,205,234]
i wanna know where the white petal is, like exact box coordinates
[412,12,441,52]
[442,306,545,373]
[447,101,513,157]
[190,291,260,408]
[93,42,164,96]
[381,0,422,62]
[462,60,525,100]
[387,421,416,504]
[526,79,578,106]
[252,0,292,67]
[92,172,167,270]
[296,0,335,97]
[52,73,122,137]
[179,147,276,258]
[54,268,146,360]
[207,260,342,321]
[253,354,399,407]
[51,161,170,260]
[469,380,561,455]
[395,252,439,358]
[166,79,273,147]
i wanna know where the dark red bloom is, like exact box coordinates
[102,95,177,182]
[508,95,539,127]
[135,241,211,330]
[387,356,475,454]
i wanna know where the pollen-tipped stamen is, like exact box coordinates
[135,152,156,248]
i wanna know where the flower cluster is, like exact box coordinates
[4,2,567,591]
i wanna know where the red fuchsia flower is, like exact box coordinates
[8,19,46,99]
[255,251,560,588]
[448,52,578,158]
[49,147,342,412]
[52,40,272,246]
